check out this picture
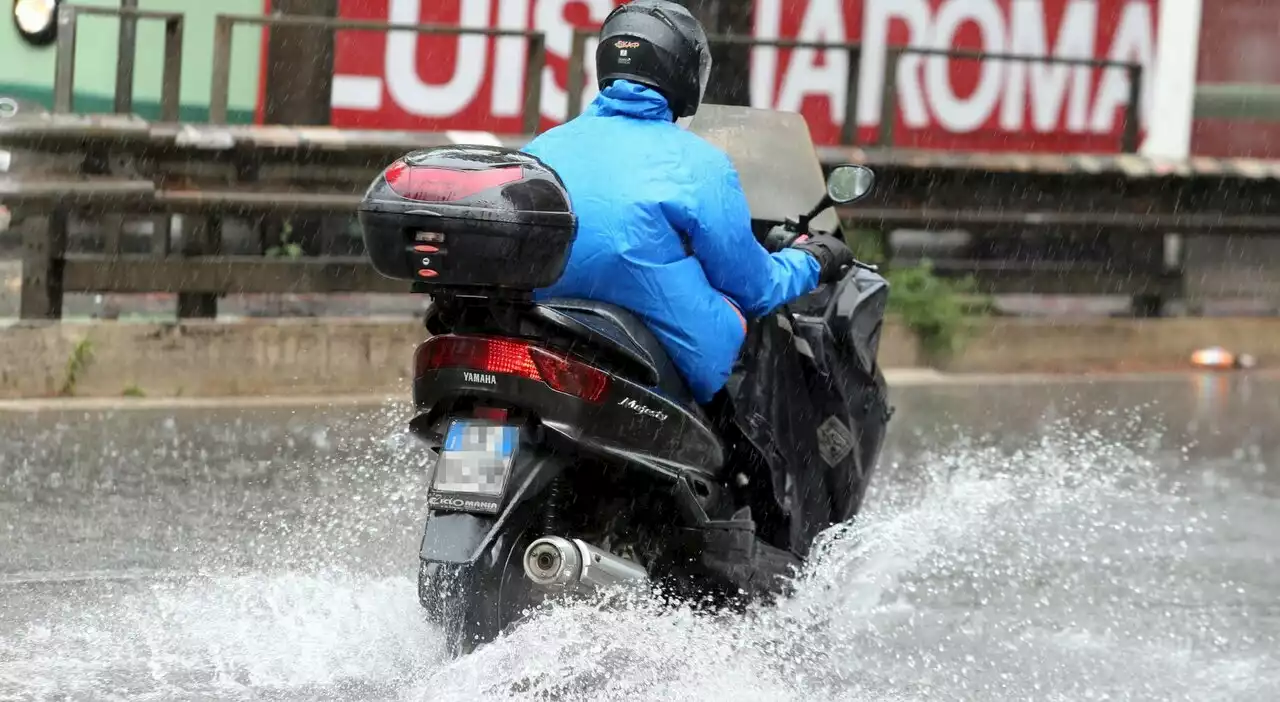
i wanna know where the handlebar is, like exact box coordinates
[762,220,846,254]
[762,223,800,253]
[762,221,878,280]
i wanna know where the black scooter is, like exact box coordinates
[358,145,891,657]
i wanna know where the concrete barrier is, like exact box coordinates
[1,316,1277,399]
[0,318,426,398]
[932,317,1280,373]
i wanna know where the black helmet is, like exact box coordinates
[595,0,713,120]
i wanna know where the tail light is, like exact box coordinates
[418,336,540,380]
[471,407,510,421]
[416,335,609,403]
[383,161,522,202]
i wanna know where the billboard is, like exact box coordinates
[1191,0,1280,158]
[323,0,1160,153]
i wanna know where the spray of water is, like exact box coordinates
[416,418,1273,702]
[1,408,1275,701]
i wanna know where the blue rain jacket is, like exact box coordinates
[524,80,820,403]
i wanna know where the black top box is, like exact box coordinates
[358,145,578,293]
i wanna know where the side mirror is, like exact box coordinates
[825,164,875,204]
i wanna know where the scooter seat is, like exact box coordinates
[533,298,699,407]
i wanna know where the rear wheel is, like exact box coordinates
[417,528,540,657]
[416,446,682,657]
[417,447,553,658]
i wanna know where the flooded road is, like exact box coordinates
[1,374,1278,700]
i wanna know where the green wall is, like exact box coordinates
[1,0,264,122]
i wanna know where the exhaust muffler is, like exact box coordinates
[523,536,648,593]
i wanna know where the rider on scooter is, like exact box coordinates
[523,0,855,405]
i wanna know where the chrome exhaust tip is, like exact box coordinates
[523,536,582,589]
[523,536,648,593]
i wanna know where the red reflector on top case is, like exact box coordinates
[413,245,440,253]
[384,162,522,202]
[417,269,438,278]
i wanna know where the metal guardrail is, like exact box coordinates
[878,46,1144,153]
[565,32,865,144]
[49,6,550,134]
[208,13,547,134]
[12,9,1186,320]
[568,30,865,142]
[14,129,1274,317]
[569,30,1144,152]
[1194,83,1280,121]
[53,3,185,120]
[48,5,1143,152]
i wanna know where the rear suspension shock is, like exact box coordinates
[542,475,567,536]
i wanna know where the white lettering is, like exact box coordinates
[853,0,1155,137]
[750,0,783,110]
[1090,1,1156,133]
[616,397,669,422]
[491,0,532,117]
[429,494,499,512]
[331,74,383,111]
[775,0,847,123]
[534,0,615,121]
[1001,0,1097,133]
[385,0,490,117]
[463,371,498,385]
[579,34,603,110]
[348,0,1159,144]
[925,0,1006,133]
[859,0,931,128]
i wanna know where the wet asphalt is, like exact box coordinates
[1,374,1278,700]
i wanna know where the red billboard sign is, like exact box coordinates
[321,0,1160,153]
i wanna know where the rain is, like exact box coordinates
[3,1,1280,701]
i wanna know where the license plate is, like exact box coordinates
[427,420,518,514]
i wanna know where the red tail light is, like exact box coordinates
[416,336,609,403]
[471,407,510,421]
[529,347,609,403]
[417,336,540,381]
[384,161,522,202]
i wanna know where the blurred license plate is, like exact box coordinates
[427,420,518,514]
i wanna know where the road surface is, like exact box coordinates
[2,375,1278,700]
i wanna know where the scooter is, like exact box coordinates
[358,145,891,657]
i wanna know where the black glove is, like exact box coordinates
[791,233,854,284]
[763,224,798,252]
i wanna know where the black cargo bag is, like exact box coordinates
[723,267,893,558]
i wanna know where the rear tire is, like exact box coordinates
[417,447,556,658]
[419,521,543,657]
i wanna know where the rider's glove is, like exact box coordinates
[791,233,854,285]
[763,224,797,252]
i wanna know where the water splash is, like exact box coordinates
[415,418,1275,702]
[1,412,1276,701]
[1,573,436,701]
